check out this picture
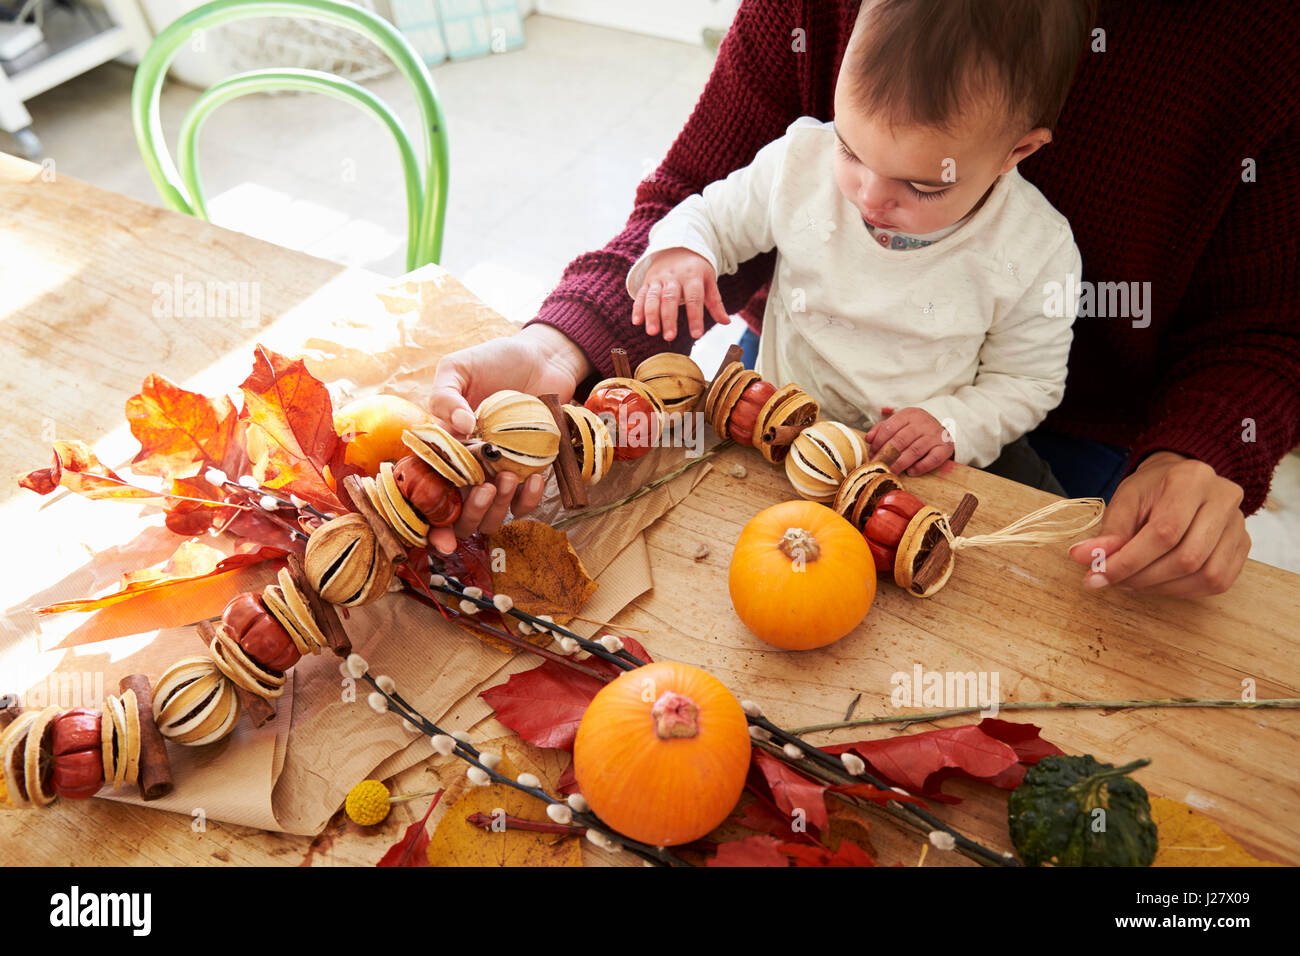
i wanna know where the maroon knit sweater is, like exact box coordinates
[527,0,1300,514]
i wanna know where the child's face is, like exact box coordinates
[831,80,1050,236]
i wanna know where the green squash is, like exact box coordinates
[1008,755,1158,867]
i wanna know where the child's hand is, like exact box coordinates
[631,247,731,342]
[865,406,955,476]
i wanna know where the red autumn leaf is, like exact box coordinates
[37,545,286,615]
[222,507,308,554]
[556,759,579,795]
[733,790,820,845]
[376,791,442,867]
[826,782,930,809]
[479,638,653,750]
[164,475,238,536]
[239,345,351,514]
[928,718,1064,791]
[824,839,875,867]
[19,441,159,501]
[821,721,1057,798]
[707,834,791,868]
[752,748,830,831]
[441,533,495,595]
[126,374,246,479]
[779,843,834,866]
[480,660,607,751]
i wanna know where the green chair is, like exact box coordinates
[132,0,449,270]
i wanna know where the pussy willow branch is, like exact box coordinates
[418,567,1013,867]
[360,674,690,867]
[398,582,611,682]
[425,566,648,672]
[790,697,1300,735]
[747,716,1016,868]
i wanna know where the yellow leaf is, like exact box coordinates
[1150,796,1283,867]
[426,736,582,867]
[482,520,597,651]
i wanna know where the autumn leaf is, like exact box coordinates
[821,719,1059,798]
[1149,796,1283,867]
[480,639,652,750]
[38,544,286,615]
[707,834,790,867]
[480,661,607,751]
[19,441,159,501]
[751,749,830,831]
[126,374,246,479]
[377,791,442,867]
[163,475,237,536]
[426,738,581,867]
[488,520,598,638]
[441,533,494,594]
[239,345,351,514]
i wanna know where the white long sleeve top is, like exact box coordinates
[626,117,1082,467]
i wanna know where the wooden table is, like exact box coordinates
[2,155,1297,867]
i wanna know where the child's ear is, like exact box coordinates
[1000,127,1053,173]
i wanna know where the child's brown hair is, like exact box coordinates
[844,0,1097,132]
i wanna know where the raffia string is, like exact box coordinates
[944,497,1105,552]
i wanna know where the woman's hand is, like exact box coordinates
[865,406,956,476]
[631,247,731,343]
[1068,451,1252,597]
[424,323,593,553]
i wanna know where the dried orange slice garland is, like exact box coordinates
[3,344,1099,867]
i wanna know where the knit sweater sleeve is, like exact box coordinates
[1124,120,1300,514]
[625,122,811,296]
[523,0,802,377]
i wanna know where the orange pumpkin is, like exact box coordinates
[728,500,876,649]
[573,661,751,846]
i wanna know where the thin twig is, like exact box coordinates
[790,698,1300,736]
[552,441,733,529]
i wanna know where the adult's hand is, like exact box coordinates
[1067,451,1251,597]
[425,323,594,553]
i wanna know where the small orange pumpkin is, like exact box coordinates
[728,500,876,649]
[573,661,751,847]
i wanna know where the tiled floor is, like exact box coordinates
[9,14,1299,574]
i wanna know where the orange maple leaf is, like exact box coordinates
[126,373,247,479]
[239,345,352,515]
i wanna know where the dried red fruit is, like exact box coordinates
[222,592,300,671]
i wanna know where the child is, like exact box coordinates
[627,0,1091,477]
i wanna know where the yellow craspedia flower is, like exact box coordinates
[346,779,391,826]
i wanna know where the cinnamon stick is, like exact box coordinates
[118,674,174,800]
[341,474,408,566]
[286,553,352,657]
[875,442,902,469]
[0,694,21,730]
[911,493,979,594]
[762,423,804,447]
[540,393,588,510]
[611,348,633,380]
[197,620,277,729]
[704,343,745,399]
